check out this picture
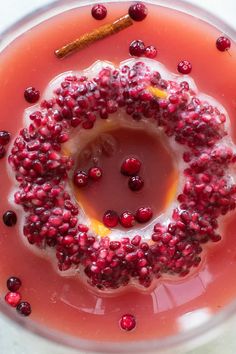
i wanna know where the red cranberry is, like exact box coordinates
[73,170,89,187]
[7,277,22,292]
[0,131,10,145]
[120,314,136,331]
[121,157,141,176]
[128,2,148,21]
[177,60,192,74]
[0,145,6,159]
[145,45,157,59]
[17,301,32,316]
[24,87,40,103]
[120,211,135,228]
[129,40,145,57]
[216,36,231,51]
[3,211,17,226]
[103,210,119,228]
[5,292,21,307]
[91,4,107,20]
[136,206,153,223]
[89,167,102,181]
[128,175,144,191]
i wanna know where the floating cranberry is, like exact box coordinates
[136,206,153,223]
[3,211,17,227]
[121,157,141,176]
[16,301,32,316]
[120,314,136,331]
[89,167,103,181]
[103,210,119,228]
[0,145,6,159]
[24,87,40,103]
[177,60,192,74]
[129,40,145,57]
[145,45,157,59]
[216,36,231,51]
[7,277,22,292]
[120,211,135,228]
[5,292,21,307]
[128,2,148,21]
[91,4,107,20]
[128,175,144,191]
[73,170,89,187]
[0,131,10,145]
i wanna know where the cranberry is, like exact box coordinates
[216,36,231,51]
[136,206,153,223]
[121,157,141,176]
[89,167,103,181]
[145,45,157,59]
[128,2,148,21]
[73,170,89,187]
[120,314,136,331]
[103,210,119,228]
[3,211,17,226]
[16,301,32,316]
[129,40,146,57]
[5,292,21,307]
[0,145,6,159]
[24,87,40,103]
[128,175,144,191]
[177,60,192,74]
[91,4,107,20]
[7,277,22,292]
[120,211,135,228]
[0,131,10,145]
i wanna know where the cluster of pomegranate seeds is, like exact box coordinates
[129,40,157,59]
[119,314,136,331]
[177,60,192,74]
[9,59,236,290]
[216,36,231,52]
[24,87,40,103]
[128,175,144,191]
[3,210,17,227]
[91,4,107,20]
[0,130,11,159]
[121,157,141,176]
[5,277,31,316]
[128,2,148,22]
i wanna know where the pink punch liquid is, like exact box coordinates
[0,1,236,342]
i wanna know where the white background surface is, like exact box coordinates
[0,1,236,354]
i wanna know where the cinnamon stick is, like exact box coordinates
[55,14,133,59]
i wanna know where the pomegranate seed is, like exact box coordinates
[103,210,119,228]
[73,170,88,187]
[17,301,32,316]
[24,87,40,103]
[5,292,21,307]
[145,45,157,59]
[89,166,103,181]
[136,206,153,223]
[128,2,148,21]
[0,131,10,145]
[177,60,192,74]
[121,157,141,176]
[7,277,22,292]
[120,211,135,228]
[120,314,136,331]
[128,175,144,191]
[91,4,107,20]
[129,40,145,57]
[3,211,17,226]
[216,36,231,51]
[0,145,6,158]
